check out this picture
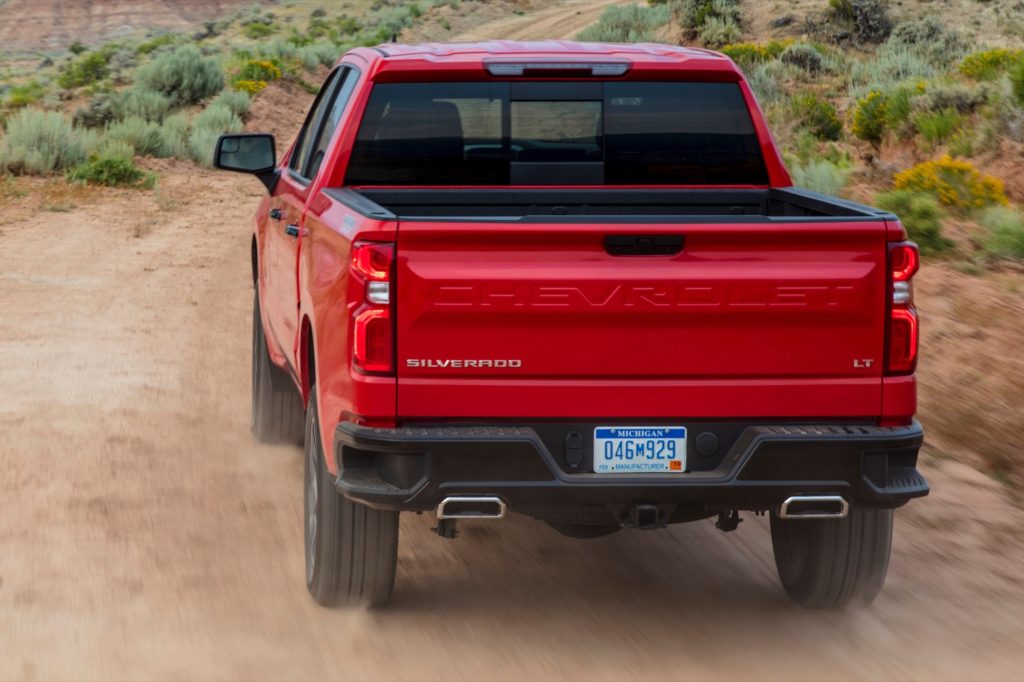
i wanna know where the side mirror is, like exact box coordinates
[215,133,278,193]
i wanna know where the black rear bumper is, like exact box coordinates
[333,420,928,520]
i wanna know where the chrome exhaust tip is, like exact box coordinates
[436,496,507,520]
[779,495,849,519]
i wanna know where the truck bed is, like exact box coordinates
[330,187,895,223]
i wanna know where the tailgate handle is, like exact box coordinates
[604,235,684,256]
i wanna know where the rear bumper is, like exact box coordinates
[333,420,928,520]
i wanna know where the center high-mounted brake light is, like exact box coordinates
[350,241,394,375]
[484,61,631,77]
[886,242,920,374]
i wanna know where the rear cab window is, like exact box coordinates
[344,81,769,186]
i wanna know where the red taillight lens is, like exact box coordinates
[350,241,394,375]
[890,244,919,282]
[352,241,393,281]
[886,242,919,374]
[353,308,392,373]
[888,308,918,373]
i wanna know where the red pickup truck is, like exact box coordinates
[215,41,927,610]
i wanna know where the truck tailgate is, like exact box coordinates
[395,219,887,419]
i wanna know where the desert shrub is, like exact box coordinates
[881,81,925,135]
[851,90,887,146]
[912,108,963,148]
[58,45,118,89]
[136,45,223,106]
[0,109,97,174]
[875,190,952,254]
[698,15,741,48]
[893,156,1008,210]
[193,103,244,135]
[137,34,180,56]
[1011,60,1024,108]
[790,160,850,196]
[244,22,276,39]
[575,4,671,43]
[979,206,1024,259]
[73,95,116,128]
[790,93,843,141]
[5,81,45,108]
[745,62,785,105]
[233,79,268,95]
[850,47,938,96]
[959,48,1024,80]
[297,42,339,70]
[211,90,251,118]
[67,140,154,188]
[721,40,789,65]
[188,103,244,166]
[886,17,966,67]
[111,87,172,122]
[235,58,282,83]
[846,0,892,44]
[104,116,177,157]
[914,83,986,115]
[187,127,222,166]
[780,43,824,74]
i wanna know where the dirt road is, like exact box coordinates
[3,8,1024,680]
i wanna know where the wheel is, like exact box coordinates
[544,521,621,539]
[251,289,305,444]
[770,507,893,609]
[304,383,399,607]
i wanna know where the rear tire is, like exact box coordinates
[770,506,893,609]
[304,383,399,607]
[251,289,305,444]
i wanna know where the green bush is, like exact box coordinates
[211,90,251,118]
[6,81,45,108]
[67,140,154,188]
[698,15,741,48]
[136,33,180,56]
[851,90,887,146]
[780,44,824,73]
[161,112,190,159]
[790,93,843,141]
[136,45,223,106]
[959,48,1024,80]
[912,108,963,148]
[297,42,339,70]
[244,22,276,39]
[790,160,850,196]
[188,103,244,166]
[0,109,98,175]
[887,17,966,67]
[851,47,938,95]
[111,87,172,122]
[1011,60,1024,109]
[882,82,921,136]
[188,127,222,166]
[746,62,785,105]
[979,206,1024,260]
[58,45,117,89]
[875,190,952,254]
[721,40,789,65]
[73,95,116,128]
[915,83,986,115]
[849,0,892,44]
[104,116,177,157]
[575,4,671,43]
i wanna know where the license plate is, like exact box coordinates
[593,426,687,473]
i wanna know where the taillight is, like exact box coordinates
[886,242,919,374]
[350,241,394,375]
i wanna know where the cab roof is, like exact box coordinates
[343,40,741,82]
